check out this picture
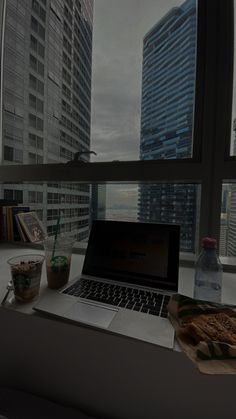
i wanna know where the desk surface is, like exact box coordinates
[1,243,236,311]
[1,244,236,419]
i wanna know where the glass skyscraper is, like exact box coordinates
[138,0,197,252]
[0,0,93,241]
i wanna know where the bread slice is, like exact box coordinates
[181,313,236,345]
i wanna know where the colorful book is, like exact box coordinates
[16,211,46,243]
[15,214,28,242]
[11,206,30,241]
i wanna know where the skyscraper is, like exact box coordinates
[0,0,93,241]
[91,184,106,222]
[225,119,236,256]
[138,0,197,252]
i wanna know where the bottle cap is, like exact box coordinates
[201,237,217,248]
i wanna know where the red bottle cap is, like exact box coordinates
[201,237,217,248]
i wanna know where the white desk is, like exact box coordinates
[1,244,236,419]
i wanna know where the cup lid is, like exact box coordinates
[201,237,217,248]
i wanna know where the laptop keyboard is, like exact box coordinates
[62,278,171,318]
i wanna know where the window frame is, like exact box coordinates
[0,0,236,255]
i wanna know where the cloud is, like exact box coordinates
[90,0,183,208]
[106,184,139,208]
[90,0,178,162]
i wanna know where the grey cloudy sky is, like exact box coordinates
[90,0,183,209]
[90,0,181,163]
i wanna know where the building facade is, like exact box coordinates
[91,184,106,223]
[138,0,197,252]
[221,119,236,256]
[0,0,94,241]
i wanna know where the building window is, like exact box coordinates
[4,146,14,161]
[32,0,46,23]
[29,133,44,149]
[29,94,44,113]
[4,189,23,203]
[28,152,43,164]
[29,113,44,131]
[31,16,45,40]
[30,35,45,58]
[29,54,44,77]
[29,74,44,95]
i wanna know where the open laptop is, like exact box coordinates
[34,220,180,349]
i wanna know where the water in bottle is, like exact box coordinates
[194,237,222,303]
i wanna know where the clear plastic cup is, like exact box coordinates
[7,254,44,302]
[44,235,74,289]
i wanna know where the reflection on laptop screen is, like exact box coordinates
[82,221,180,292]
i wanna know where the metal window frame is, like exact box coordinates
[0,0,236,254]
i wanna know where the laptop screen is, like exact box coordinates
[82,220,180,292]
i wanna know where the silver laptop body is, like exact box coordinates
[34,220,180,349]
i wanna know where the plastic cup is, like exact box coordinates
[44,235,74,289]
[7,254,44,302]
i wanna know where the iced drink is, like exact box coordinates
[7,254,44,302]
[44,236,74,289]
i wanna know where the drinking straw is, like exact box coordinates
[52,213,61,260]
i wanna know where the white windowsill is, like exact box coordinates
[2,242,236,272]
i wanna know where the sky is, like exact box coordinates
[90,0,181,163]
[90,0,182,209]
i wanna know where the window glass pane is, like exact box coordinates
[1,0,198,252]
[4,146,14,161]
[1,0,197,165]
[0,182,199,254]
[91,0,197,162]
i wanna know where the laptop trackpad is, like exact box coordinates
[63,301,117,328]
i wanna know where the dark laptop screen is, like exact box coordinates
[82,220,180,292]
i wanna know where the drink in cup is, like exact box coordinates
[7,254,44,302]
[44,236,74,289]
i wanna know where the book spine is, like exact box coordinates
[2,207,7,241]
[15,215,28,242]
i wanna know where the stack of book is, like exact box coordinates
[0,200,46,243]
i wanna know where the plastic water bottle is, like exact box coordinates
[194,237,222,303]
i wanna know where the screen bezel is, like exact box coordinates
[82,220,180,292]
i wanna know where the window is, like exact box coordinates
[29,94,44,113]
[29,133,44,149]
[29,74,44,95]
[1,0,236,265]
[64,5,72,25]
[32,0,46,23]
[62,83,71,99]
[4,146,23,163]
[62,68,71,85]
[29,54,44,77]
[63,36,72,55]
[28,152,43,164]
[29,113,44,131]
[63,52,71,70]
[64,20,72,40]
[31,16,45,40]
[4,189,23,203]
[30,35,45,58]
[4,146,14,161]
[28,191,43,204]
